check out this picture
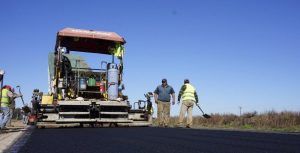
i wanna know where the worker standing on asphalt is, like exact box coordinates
[0,85,22,130]
[154,78,175,127]
[177,79,199,128]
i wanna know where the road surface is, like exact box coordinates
[8,127,300,153]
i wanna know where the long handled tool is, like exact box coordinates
[16,85,25,105]
[196,103,211,119]
[16,85,30,113]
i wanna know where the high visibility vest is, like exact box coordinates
[1,88,10,107]
[112,43,124,59]
[182,84,196,102]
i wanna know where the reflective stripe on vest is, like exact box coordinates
[182,84,196,101]
[1,88,10,106]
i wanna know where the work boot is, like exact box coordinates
[185,125,191,128]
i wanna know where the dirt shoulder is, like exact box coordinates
[0,120,27,152]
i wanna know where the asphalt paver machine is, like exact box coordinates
[36,28,152,128]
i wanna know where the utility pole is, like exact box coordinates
[0,69,5,106]
[239,106,242,116]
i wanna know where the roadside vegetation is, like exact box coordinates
[154,111,300,132]
[11,108,300,132]
[11,108,24,120]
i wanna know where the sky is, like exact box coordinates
[0,0,299,116]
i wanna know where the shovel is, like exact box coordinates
[196,103,211,119]
[16,85,30,113]
[16,85,25,105]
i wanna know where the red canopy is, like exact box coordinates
[55,28,126,54]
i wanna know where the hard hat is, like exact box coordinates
[3,85,12,90]
[184,79,189,84]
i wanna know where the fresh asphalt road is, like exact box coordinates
[11,127,300,153]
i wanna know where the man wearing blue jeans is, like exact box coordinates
[0,107,10,129]
[0,85,21,130]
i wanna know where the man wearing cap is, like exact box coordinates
[177,79,199,128]
[0,85,21,129]
[154,78,175,127]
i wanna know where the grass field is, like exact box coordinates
[153,111,300,132]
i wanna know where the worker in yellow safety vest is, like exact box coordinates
[0,85,21,129]
[177,79,199,128]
